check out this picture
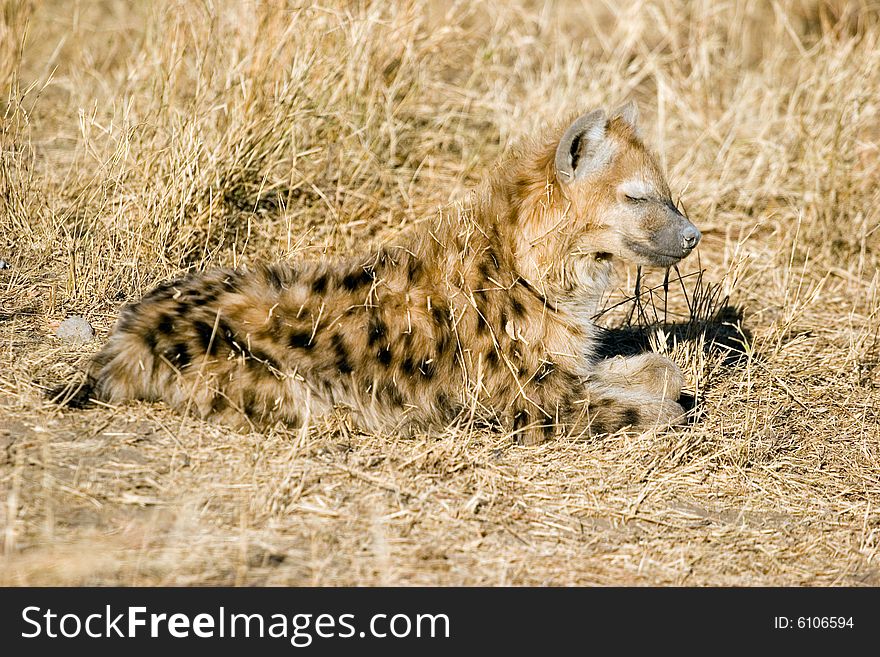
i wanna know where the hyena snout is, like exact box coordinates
[680,223,701,250]
[653,208,701,260]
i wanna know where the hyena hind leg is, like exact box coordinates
[170,367,317,434]
[590,353,684,400]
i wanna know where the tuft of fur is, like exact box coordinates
[51,105,699,445]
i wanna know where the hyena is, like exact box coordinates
[51,102,701,445]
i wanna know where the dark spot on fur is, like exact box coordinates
[381,381,404,406]
[342,268,373,291]
[174,300,192,319]
[191,292,218,307]
[478,260,494,281]
[475,291,493,327]
[249,348,282,373]
[312,273,329,294]
[219,319,238,343]
[475,311,489,335]
[178,287,206,302]
[142,280,178,303]
[289,330,313,350]
[511,297,526,318]
[211,394,229,414]
[623,408,640,427]
[193,320,217,354]
[418,358,435,379]
[486,247,500,269]
[432,308,453,355]
[536,361,555,382]
[435,330,452,358]
[542,421,556,438]
[264,266,285,290]
[367,316,387,346]
[507,206,519,225]
[407,258,422,280]
[517,277,552,309]
[242,390,258,418]
[200,320,236,357]
[156,314,174,335]
[486,349,499,366]
[378,250,398,268]
[590,419,608,435]
[259,314,286,341]
[431,305,449,327]
[221,274,242,293]
[167,342,191,369]
[377,345,392,366]
[331,334,353,374]
[401,356,417,377]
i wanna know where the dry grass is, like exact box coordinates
[1,0,879,586]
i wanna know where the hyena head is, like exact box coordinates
[552,102,701,270]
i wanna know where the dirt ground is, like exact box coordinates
[1,0,879,585]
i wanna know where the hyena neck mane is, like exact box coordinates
[400,121,614,331]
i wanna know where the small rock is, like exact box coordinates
[56,315,94,343]
[0,260,9,270]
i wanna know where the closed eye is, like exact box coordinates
[625,195,648,203]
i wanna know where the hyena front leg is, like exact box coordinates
[590,353,684,401]
[510,377,685,446]
[578,385,686,437]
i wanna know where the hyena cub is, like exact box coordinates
[52,102,701,445]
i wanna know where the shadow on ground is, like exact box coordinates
[595,304,753,417]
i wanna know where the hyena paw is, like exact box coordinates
[636,397,686,430]
[512,393,687,445]
[587,393,686,436]
[591,353,684,400]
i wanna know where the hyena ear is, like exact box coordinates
[554,109,610,184]
[612,100,639,133]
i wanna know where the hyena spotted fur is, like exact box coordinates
[52,103,701,445]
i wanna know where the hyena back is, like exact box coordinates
[53,102,701,445]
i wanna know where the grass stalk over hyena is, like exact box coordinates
[1,1,879,586]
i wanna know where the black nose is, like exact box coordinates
[681,225,701,250]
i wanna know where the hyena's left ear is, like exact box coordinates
[612,100,640,135]
[554,109,611,184]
